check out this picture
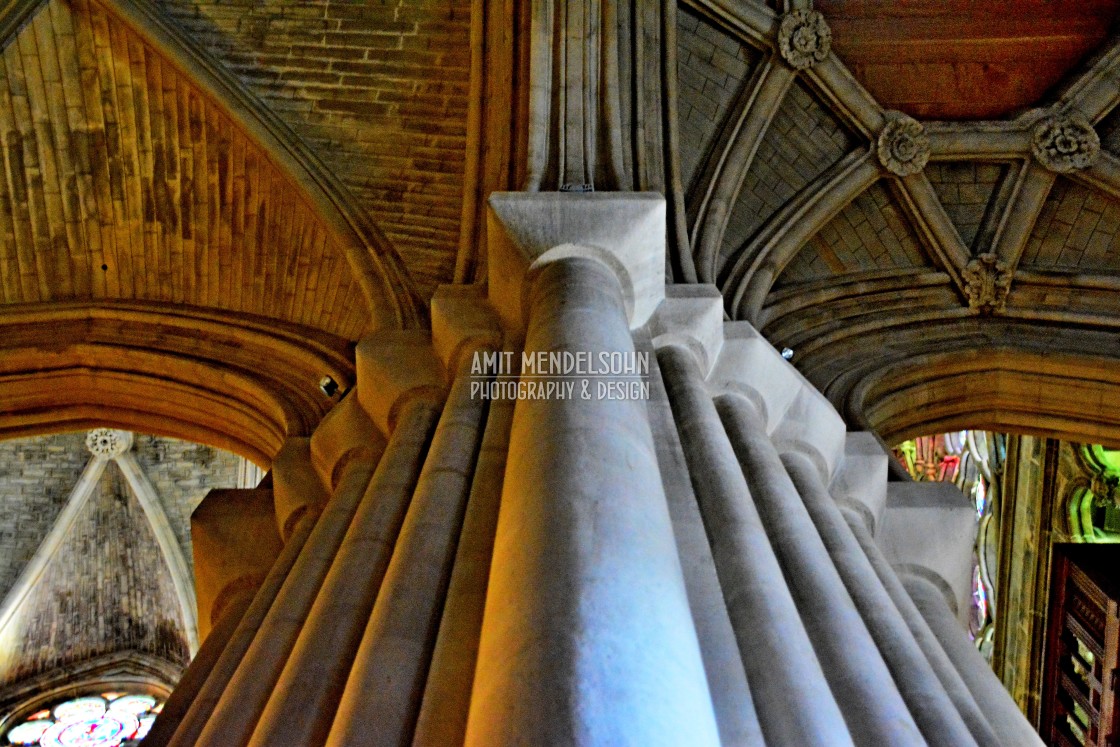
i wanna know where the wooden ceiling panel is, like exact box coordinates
[0,0,372,339]
[815,0,1120,120]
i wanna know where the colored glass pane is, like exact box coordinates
[1092,445,1120,475]
[104,697,153,717]
[6,721,51,745]
[132,717,154,741]
[39,713,137,747]
[51,700,104,724]
[3,692,164,747]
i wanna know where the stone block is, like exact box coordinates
[878,481,977,623]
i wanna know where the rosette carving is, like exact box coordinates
[877,115,930,176]
[1031,113,1100,173]
[778,10,831,70]
[85,428,133,458]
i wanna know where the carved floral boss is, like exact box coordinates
[1031,113,1100,173]
[778,10,831,70]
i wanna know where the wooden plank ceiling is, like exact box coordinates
[816,0,1120,120]
[0,0,372,340]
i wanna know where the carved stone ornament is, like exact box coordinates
[877,115,930,176]
[1031,113,1100,173]
[1090,473,1120,507]
[962,252,1012,315]
[85,428,133,458]
[777,10,831,70]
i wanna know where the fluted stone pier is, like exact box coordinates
[146,193,1040,747]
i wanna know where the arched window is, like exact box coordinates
[4,692,162,746]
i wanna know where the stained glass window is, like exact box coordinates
[1068,444,1120,543]
[4,692,162,747]
[894,430,1001,655]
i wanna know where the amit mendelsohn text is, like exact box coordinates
[470,351,651,401]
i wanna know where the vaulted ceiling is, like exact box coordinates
[815,0,1120,120]
[0,0,472,461]
[2,0,1120,456]
[0,431,244,703]
[677,0,1120,445]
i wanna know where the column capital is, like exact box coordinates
[879,481,978,621]
[355,330,447,435]
[430,285,503,373]
[310,394,386,491]
[649,285,725,378]
[190,487,282,641]
[272,437,330,540]
[486,192,666,333]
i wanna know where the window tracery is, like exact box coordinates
[4,692,162,747]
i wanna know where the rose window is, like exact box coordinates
[4,693,162,747]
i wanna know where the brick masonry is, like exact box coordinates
[0,434,88,603]
[0,465,189,684]
[0,432,243,686]
[1021,177,1120,273]
[158,0,473,298]
[776,181,930,285]
[721,81,855,270]
[676,6,758,194]
[132,435,242,580]
[926,162,1006,250]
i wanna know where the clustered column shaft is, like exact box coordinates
[187,455,381,746]
[160,511,317,747]
[325,360,489,747]
[657,344,847,746]
[783,451,978,747]
[841,509,1004,746]
[465,257,720,746]
[716,393,925,746]
[247,396,444,746]
[907,575,1045,746]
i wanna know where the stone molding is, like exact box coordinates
[486,192,667,333]
[962,252,1013,314]
[355,331,447,435]
[877,114,931,176]
[777,10,831,70]
[85,429,133,459]
[1031,113,1100,173]
[105,0,424,328]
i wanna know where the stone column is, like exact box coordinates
[464,256,719,746]
[247,396,444,746]
[188,455,380,746]
[165,511,317,746]
[412,393,515,747]
[716,393,925,746]
[905,575,1044,746]
[142,588,254,747]
[657,344,846,746]
[325,355,490,747]
[841,509,1002,747]
[783,451,977,746]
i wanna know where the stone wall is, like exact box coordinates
[0,434,88,602]
[724,81,855,266]
[160,0,473,297]
[133,435,242,578]
[676,6,757,192]
[0,466,190,685]
[0,431,244,688]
